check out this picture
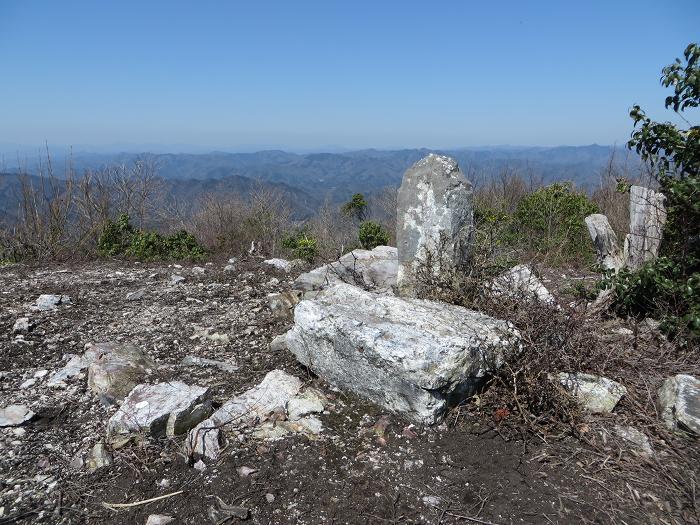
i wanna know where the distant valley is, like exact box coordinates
[0,145,639,221]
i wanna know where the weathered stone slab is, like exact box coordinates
[625,186,666,270]
[557,373,627,413]
[186,370,325,460]
[585,214,624,271]
[286,283,518,424]
[108,381,212,438]
[293,246,397,294]
[658,374,700,435]
[396,154,474,298]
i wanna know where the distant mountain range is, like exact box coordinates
[0,145,640,221]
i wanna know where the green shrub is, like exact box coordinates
[97,213,133,256]
[513,183,598,262]
[98,214,206,261]
[358,220,389,250]
[282,230,318,262]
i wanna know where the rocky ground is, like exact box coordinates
[0,258,697,524]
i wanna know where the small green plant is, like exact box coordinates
[282,230,318,262]
[98,214,206,261]
[97,213,133,256]
[358,220,389,250]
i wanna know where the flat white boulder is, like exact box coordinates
[108,381,212,438]
[286,283,519,424]
[294,245,397,294]
[658,374,700,435]
[186,370,325,460]
[490,265,555,305]
[558,372,627,413]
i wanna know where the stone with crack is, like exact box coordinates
[286,283,519,425]
[294,246,398,294]
[658,374,700,435]
[108,381,212,438]
[186,370,325,460]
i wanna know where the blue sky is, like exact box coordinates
[0,1,698,153]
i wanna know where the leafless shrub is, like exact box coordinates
[303,198,358,261]
[0,151,166,261]
[190,186,293,256]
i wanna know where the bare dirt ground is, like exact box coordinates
[0,259,697,524]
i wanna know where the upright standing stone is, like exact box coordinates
[585,214,624,271]
[625,186,666,269]
[396,154,474,297]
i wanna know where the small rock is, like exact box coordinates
[223,264,236,273]
[237,466,257,477]
[263,258,292,272]
[267,291,301,321]
[265,493,275,503]
[611,327,634,336]
[614,425,654,456]
[287,389,325,421]
[12,318,31,334]
[181,355,238,374]
[0,405,34,427]
[35,294,71,310]
[145,515,175,525]
[490,265,555,305]
[86,443,113,471]
[19,378,36,389]
[126,289,146,301]
[269,333,288,352]
[33,370,48,379]
[658,374,700,435]
[108,382,212,437]
[194,459,207,471]
[170,274,185,284]
[558,373,627,413]
[191,266,205,274]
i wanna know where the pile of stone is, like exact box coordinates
[280,154,528,424]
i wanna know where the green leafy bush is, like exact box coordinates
[513,183,598,262]
[358,221,389,250]
[282,230,318,262]
[97,213,133,256]
[98,214,206,261]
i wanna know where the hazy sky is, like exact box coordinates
[0,1,698,152]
